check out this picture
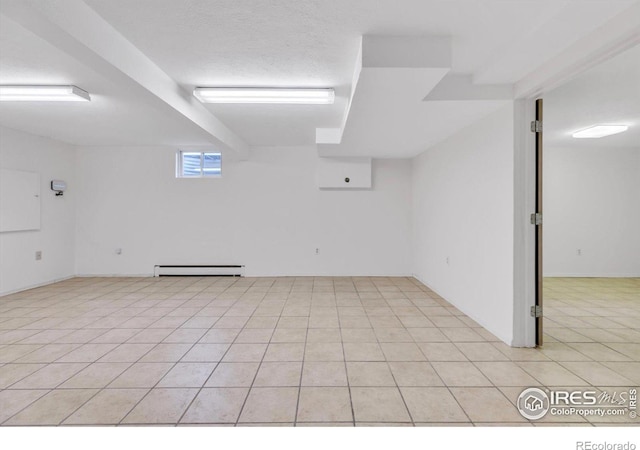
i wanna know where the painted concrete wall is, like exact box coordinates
[74,146,413,277]
[0,126,76,295]
[544,145,640,277]
[412,104,515,344]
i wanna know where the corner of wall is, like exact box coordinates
[0,126,79,295]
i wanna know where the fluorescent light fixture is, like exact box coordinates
[0,85,91,102]
[572,124,628,139]
[193,87,335,104]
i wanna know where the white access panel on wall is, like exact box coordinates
[0,169,41,232]
[317,157,372,189]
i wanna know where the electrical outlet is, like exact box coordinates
[446,256,450,265]
[577,249,582,256]
[315,248,319,255]
[115,248,122,255]
[35,251,42,261]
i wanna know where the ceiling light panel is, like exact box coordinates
[193,87,335,104]
[0,85,91,102]
[572,124,629,138]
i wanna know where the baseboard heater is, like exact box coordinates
[154,265,244,277]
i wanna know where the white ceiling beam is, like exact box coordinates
[361,35,451,69]
[514,2,640,99]
[424,74,513,101]
[471,1,572,86]
[316,35,451,147]
[316,37,362,146]
[0,0,249,159]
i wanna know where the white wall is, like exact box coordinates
[412,104,515,344]
[544,146,640,277]
[0,126,76,295]
[75,146,412,277]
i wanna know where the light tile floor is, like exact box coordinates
[0,276,637,426]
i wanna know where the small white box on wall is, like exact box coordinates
[317,157,372,189]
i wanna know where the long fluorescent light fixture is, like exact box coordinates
[0,85,91,102]
[572,124,628,138]
[193,87,335,104]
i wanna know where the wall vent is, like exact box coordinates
[154,265,244,277]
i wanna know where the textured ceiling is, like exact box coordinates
[85,0,634,85]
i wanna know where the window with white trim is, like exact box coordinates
[176,151,221,178]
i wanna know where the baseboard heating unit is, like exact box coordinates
[154,265,244,277]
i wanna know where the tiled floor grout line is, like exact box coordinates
[234,279,285,427]
[564,341,619,360]
[292,282,314,427]
[52,382,111,426]
[374,281,415,426]
[174,286,269,426]
[553,359,630,388]
[436,370,475,426]
[341,283,357,427]
[0,388,52,425]
[3,344,95,386]
[173,280,269,425]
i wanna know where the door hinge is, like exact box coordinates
[531,305,542,318]
[530,212,542,225]
[530,120,542,133]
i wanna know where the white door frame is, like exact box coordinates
[512,97,538,347]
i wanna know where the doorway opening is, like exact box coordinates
[536,44,640,367]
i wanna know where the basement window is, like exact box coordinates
[176,151,221,178]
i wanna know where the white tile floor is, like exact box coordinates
[0,276,637,426]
